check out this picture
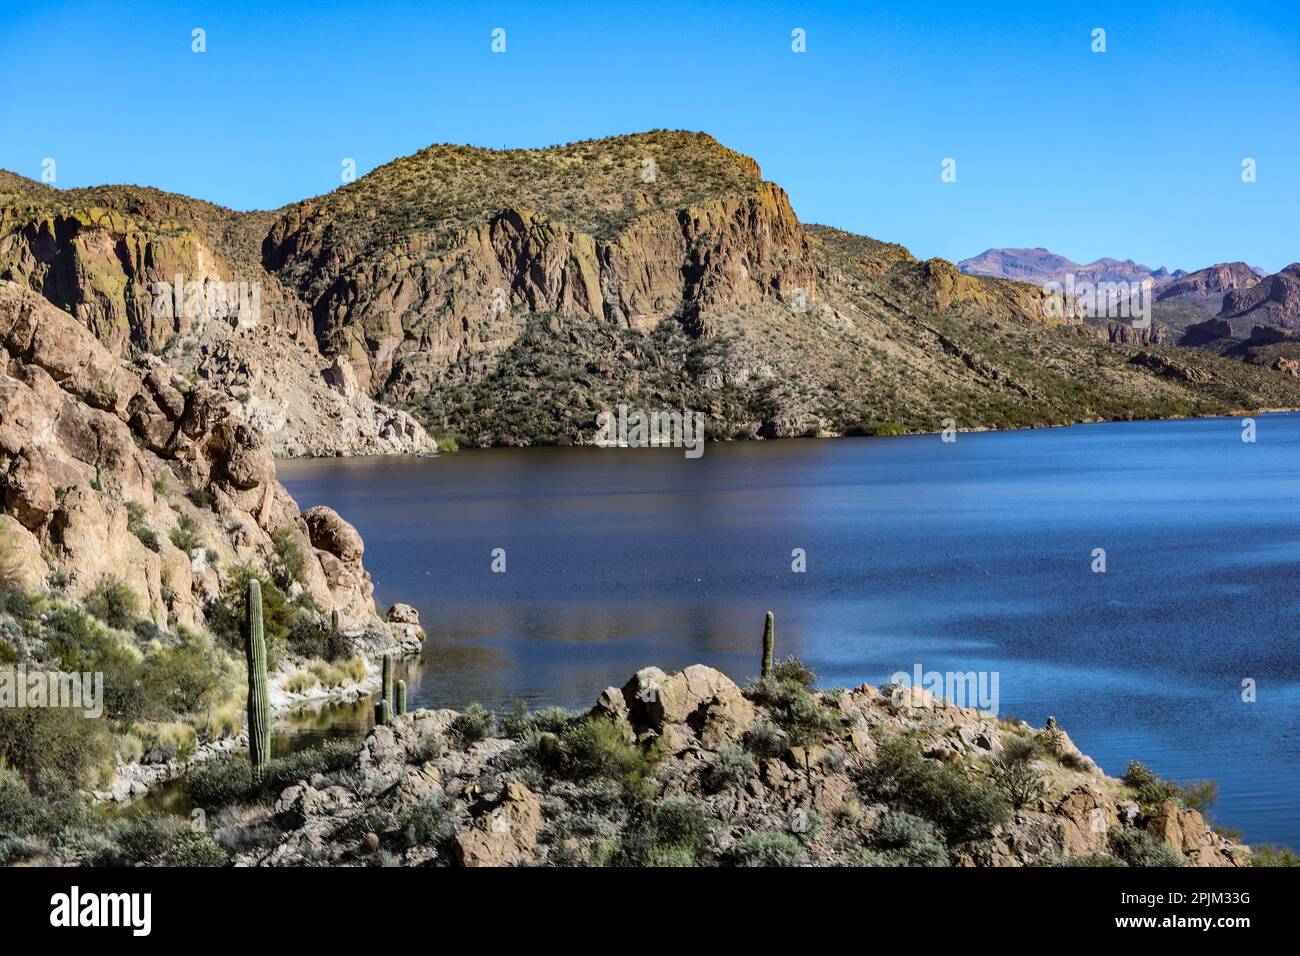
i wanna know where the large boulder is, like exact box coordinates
[452,781,543,867]
[303,505,365,564]
[621,664,754,743]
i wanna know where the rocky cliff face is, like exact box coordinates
[1221,263,1300,327]
[0,280,392,631]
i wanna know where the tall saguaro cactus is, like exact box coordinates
[382,653,395,716]
[395,679,407,717]
[244,578,271,781]
[761,611,775,679]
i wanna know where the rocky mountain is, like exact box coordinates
[4,132,1300,450]
[1220,263,1300,328]
[958,247,1181,286]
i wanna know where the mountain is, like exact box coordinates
[958,247,1181,286]
[4,131,1300,451]
[1220,264,1300,328]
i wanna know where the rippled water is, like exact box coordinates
[279,415,1300,847]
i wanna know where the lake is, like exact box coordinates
[278,415,1300,848]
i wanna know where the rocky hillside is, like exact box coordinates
[208,661,1245,868]
[5,132,1300,450]
[0,176,431,456]
[1220,263,1300,328]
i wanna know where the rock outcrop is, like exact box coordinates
[235,664,1247,868]
[0,280,396,632]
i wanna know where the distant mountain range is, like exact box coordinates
[958,247,1188,286]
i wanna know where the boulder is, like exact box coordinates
[303,505,365,564]
[385,602,420,625]
[453,781,543,867]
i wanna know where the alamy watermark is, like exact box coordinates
[0,665,103,718]
[595,403,705,458]
[150,274,262,328]
[888,663,1000,718]
[1042,272,1152,329]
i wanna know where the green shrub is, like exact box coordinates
[703,742,756,793]
[125,501,161,552]
[989,736,1047,809]
[205,567,291,666]
[1252,844,1299,867]
[497,701,578,739]
[450,703,493,746]
[162,828,228,866]
[743,673,839,748]
[771,657,816,688]
[1122,761,1193,809]
[742,720,786,759]
[858,738,1010,845]
[94,815,178,866]
[733,830,802,867]
[186,739,357,808]
[169,514,202,553]
[269,528,306,590]
[558,717,657,794]
[614,795,714,866]
[1108,825,1183,867]
[85,575,140,629]
[0,703,114,788]
[869,810,949,866]
[397,798,458,848]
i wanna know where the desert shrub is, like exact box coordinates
[742,720,787,759]
[186,739,357,808]
[858,738,1010,845]
[733,830,802,867]
[744,671,839,748]
[139,636,230,717]
[269,528,306,590]
[613,795,714,866]
[703,742,755,793]
[0,703,115,788]
[1122,761,1190,809]
[497,701,578,739]
[1252,844,1299,867]
[169,514,202,553]
[93,815,178,866]
[771,656,816,688]
[0,834,43,865]
[85,575,140,629]
[161,828,228,867]
[205,567,292,666]
[989,736,1047,808]
[284,670,317,694]
[449,703,493,746]
[397,798,458,849]
[187,486,215,509]
[869,810,949,866]
[0,768,92,840]
[125,501,161,553]
[1181,779,1219,816]
[557,717,657,794]
[1108,825,1183,867]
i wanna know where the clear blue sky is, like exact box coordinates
[1,1,1296,272]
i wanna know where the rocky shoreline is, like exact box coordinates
[227,661,1247,868]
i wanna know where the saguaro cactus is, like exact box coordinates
[382,653,395,714]
[761,611,775,679]
[244,578,271,781]
[375,698,391,727]
[395,679,407,716]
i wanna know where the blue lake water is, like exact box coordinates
[279,415,1300,848]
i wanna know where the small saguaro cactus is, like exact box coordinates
[244,578,271,781]
[382,653,395,714]
[761,611,775,679]
[395,679,407,716]
[375,698,391,727]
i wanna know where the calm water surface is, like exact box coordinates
[279,416,1300,847]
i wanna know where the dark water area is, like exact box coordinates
[278,415,1300,847]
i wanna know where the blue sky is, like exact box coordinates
[1,1,1296,272]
